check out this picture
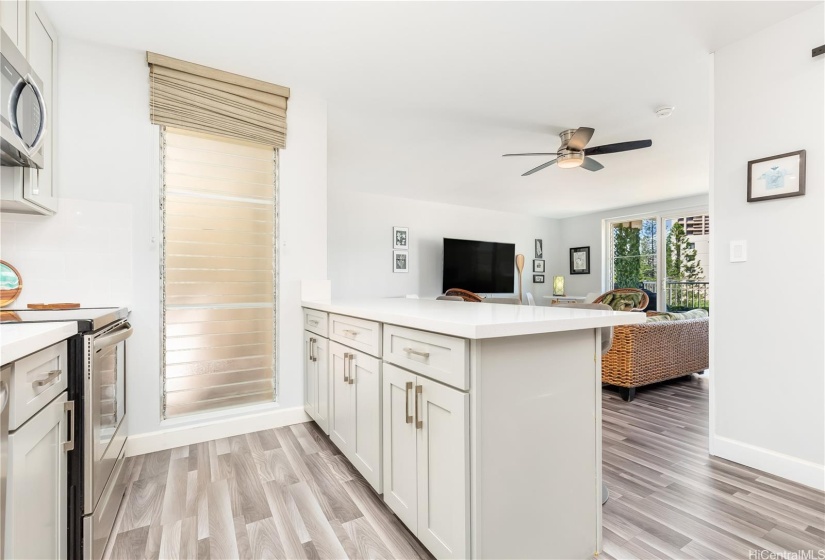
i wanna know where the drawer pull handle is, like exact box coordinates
[405,382,413,424]
[342,329,359,337]
[403,347,430,359]
[308,319,319,326]
[32,369,61,388]
[343,353,350,382]
[348,354,356,385]
[64,400,75,452]
[415,385,423,429]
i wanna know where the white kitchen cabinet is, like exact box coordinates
[0,0,58,215]
[383,363,469,559]
[5,391,69,560]
[329,340,382,492]
[0,0,26,52]
[303,330,329,434]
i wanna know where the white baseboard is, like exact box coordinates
[711,434,825,491]
[125,405,311,457]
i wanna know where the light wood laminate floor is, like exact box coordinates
[106,376,824,559]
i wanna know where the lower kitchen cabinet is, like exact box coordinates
[5,392,68,560]
[329,340,382,492]
[383,363,469,559]
[303,330,329,434]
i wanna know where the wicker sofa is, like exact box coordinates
[602,311,709,401]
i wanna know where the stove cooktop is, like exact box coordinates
[0,307,129,332]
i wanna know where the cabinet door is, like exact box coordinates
[0,0,25,52]
[382,364,418,532]
[23,1,57,214]
[5,392,68,560]
[329,341,354,456]
[416,378,469,559]
[313,335,329,434]
[349,350,382,492]
[303,331,318,421]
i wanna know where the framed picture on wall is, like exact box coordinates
[533,259,545,273]
[393,250,409,273]
[393,226,409,249]
[570,246,590,275]
[747,150,806,202]
[535,239,543,258]
[533,274,545,284]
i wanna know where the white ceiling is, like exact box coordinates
[44,1,817,218]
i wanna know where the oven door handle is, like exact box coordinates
[94,322,133,351]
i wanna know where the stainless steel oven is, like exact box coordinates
[82,319,131,560]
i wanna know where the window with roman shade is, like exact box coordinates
[150,54,288,418]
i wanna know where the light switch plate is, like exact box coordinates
[730,240,747,263]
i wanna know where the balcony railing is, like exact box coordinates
[665,281,709,310]
[638,281,710,311]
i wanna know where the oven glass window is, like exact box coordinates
[98,341,124,447]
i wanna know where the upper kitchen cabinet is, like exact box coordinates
[0,0,58,215]
[0,0,27,53]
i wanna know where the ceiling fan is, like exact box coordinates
[503,127,652,176]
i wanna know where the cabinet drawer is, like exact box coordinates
[9,340,68,430]
[303,308,328,337]
[383,325,469,391]
[329,314,382,358]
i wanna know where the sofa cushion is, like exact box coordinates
[645,308,709,322]
[602,292,643,311]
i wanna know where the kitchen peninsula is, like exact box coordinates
[301,298,645,559]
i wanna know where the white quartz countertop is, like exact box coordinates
[302,298,646,339]
[1,321,78,366]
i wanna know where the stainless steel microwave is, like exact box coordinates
[1,29,46,169]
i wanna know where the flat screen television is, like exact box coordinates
[442,238,516,294]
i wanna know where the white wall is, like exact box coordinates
[327,189,560,300]
[555,194,709,296]
[712,5,824,489]
[0,38,328,446]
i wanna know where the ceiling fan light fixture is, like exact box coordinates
[556,151,584,169]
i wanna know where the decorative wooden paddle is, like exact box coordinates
[515,254,525,303]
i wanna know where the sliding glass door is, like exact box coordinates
[606,210,710,312]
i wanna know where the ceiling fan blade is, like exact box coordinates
[522,159,558,176]
[585,139,652,156]
[565,127,595,151]
[581,157,604,172]
[502,153,557,157]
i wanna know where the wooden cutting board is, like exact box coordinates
[27,303,81,310]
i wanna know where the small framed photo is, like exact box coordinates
[393,250,409,273]
[747,150,806,202]
[534,239,543,259]
[533,274,545,284]
[393,226,409,249]
[570,246,590,275]
[533,259,545,273]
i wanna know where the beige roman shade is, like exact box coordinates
[148,52,290,148]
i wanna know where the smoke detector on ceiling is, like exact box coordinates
[655,106,675,118]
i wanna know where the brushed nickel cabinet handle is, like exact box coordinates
[342,329,359,337]
[64,400,75,452]
[348,354,355,385]
[405,382,413,424]
[343,353,350,382]
[402,347,430,359]
[309,338,316,362]
[415,385,423,429]
[32,369,61,388]
[308,319,319,326]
